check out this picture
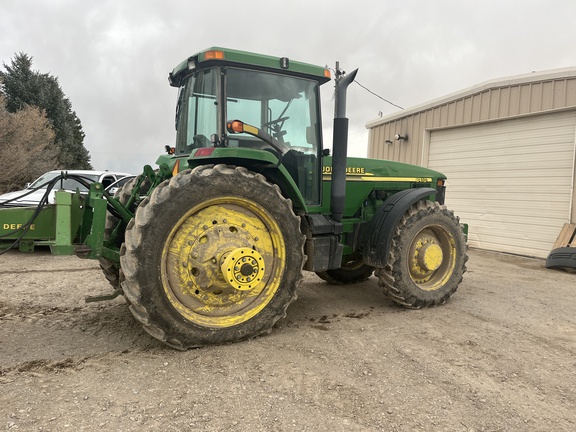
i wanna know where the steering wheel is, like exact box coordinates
[261,116,290,129]
[190,134,210,148]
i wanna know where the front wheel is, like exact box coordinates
[120,164,305,349]
[376,200,468,308]
[99,177,143,290]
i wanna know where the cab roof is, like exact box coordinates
[169,47,332,87]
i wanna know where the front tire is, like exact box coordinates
[376,200,467,308]
[120,164,305,349]
[99,177,139,289]
[99,177,150,290]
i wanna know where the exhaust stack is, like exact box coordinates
[330,64,358,223]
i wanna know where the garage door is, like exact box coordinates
[428,111,576,258]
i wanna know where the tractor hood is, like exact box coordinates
[319,156,446,218]
[322,156,446,182]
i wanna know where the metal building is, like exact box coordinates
[366,67,576,258]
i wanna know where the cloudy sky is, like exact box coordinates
[1,0,575,174]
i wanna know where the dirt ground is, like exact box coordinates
[0,248,575,431]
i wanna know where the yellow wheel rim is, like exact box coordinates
[408,226,456,291]
[161,197,285,328]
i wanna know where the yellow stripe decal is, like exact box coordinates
[323,175,433,182]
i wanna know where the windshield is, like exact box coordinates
[225,68,321,153]
[175,68,219,154]
[28,172,99,192]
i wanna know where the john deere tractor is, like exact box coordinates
[1,47,468,350]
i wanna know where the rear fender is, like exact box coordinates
[187,148,308,211]
[362,188,437,268]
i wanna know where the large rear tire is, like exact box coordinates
[120,164,305,349]
[376,200,467,308]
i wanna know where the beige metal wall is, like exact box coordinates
[427,111,576,257]
[367,68,576,166]
[366,67,576,257]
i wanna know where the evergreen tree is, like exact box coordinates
[0,53,92,169]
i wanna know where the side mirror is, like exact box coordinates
[210,134,221,146]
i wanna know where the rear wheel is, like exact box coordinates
[376,200,467,308]
[120,164,305,349]
[316,252,374,284]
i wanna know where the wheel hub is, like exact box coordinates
[417,243,443,271]
[409,231,444,283]
[221,247,266,291]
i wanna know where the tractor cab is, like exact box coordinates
[170,48,331,205]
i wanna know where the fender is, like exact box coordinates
[363,188,437,268]
[186,146,309,211]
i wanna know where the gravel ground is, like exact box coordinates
[0,248,575,431]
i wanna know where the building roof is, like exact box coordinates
[366,66,576,129]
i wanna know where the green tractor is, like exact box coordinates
[1,47,468,349]
[98,47,467,349]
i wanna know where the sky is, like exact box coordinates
[1,0,576,174]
